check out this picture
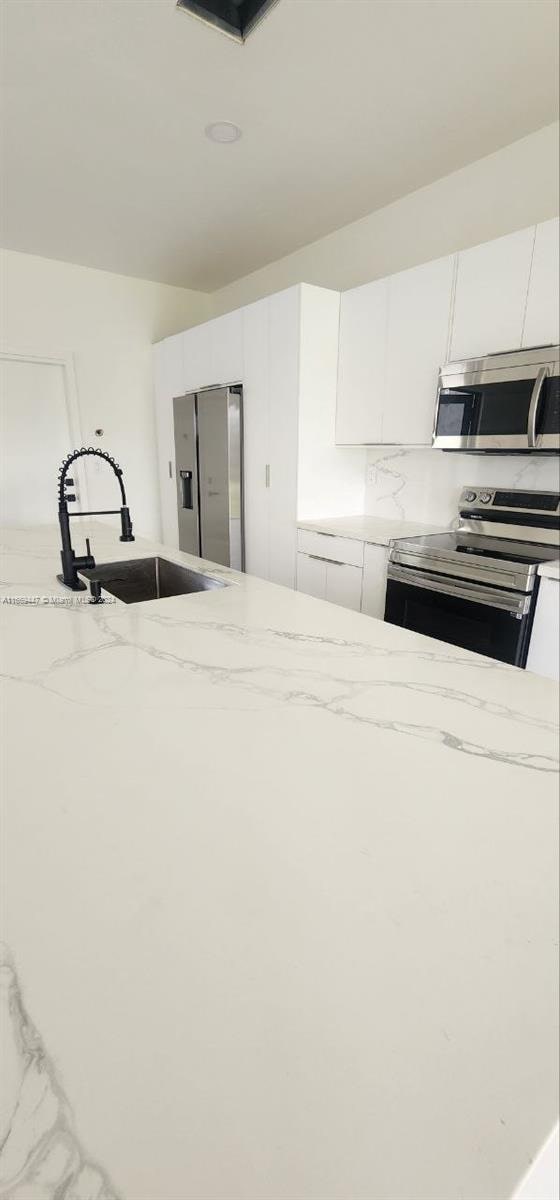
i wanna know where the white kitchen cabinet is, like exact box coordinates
[297,528,364,567]
[182,313,243,394]
[383,255,454,444]
[336,257,453,447]
[449,226,535,360]
[527,577,560,680]
[325,560,363,611]
[522,219,560,348]
[242,300,270,580]
[155,285,349,589]
[154,334,183,546]
[296,552,327,600]
[209,310,244,386]
[267,289,300,589]
[361,543,389,619]
[182,322,212,393]
[336,278,388,444]
[296,553,362,612]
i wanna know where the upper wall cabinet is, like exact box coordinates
[336,277,388,444]
[336,255,453,446]
[182,310,244,394]
[383,255,454,444]
[449,226,535,361]
[182,322,212,393]
[209,310,244,386]
[522,218,560,348]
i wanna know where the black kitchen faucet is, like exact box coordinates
[57,447,134,591]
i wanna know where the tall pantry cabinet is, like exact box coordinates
[154,285,365,589]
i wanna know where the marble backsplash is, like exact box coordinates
[365,447,560,525]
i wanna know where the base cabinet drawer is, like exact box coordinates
[325,561,363,611]
[297,553,363,612]
[296,552,327,600]
[297,528,364,567]
[361,543,389,619]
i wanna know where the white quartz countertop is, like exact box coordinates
[1,524,559,1200]
[538,558,560,581]
[297,514,449,545]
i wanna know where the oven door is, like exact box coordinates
[433,364,560,451]
[385,563,535,666]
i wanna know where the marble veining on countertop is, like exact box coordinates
[0,523,558,1200]
[297,513,450,545]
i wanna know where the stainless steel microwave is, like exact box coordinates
[433,345,560,452]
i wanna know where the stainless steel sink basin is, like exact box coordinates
[80,556,228,604]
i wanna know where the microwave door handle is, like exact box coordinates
[527,366,548,448]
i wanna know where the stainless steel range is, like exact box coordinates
[385,487,560,667]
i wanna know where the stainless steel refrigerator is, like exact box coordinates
[172,386,244,570]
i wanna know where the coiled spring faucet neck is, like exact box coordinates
[58,446,128,505]
[57,447,134,592]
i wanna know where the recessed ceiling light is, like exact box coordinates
[177,0,280,42]
[205,121,243,144]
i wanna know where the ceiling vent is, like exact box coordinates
[176,0,280,42]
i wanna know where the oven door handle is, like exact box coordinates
[387,563,532,615]
[527,366,548,449]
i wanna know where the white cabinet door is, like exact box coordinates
[154,335,183,547]
[361,543,389,619]
[297,528,364,567]
[336,278,388,444]
[267,288,299,588]
[325,561,363,611]
[522,219,560,348]
[242,300,270,580]
[210,310,244,386]
[383,255,455,445]
[296,552,327,600]
[183,322,212,393]
[527,578,560,680]
[183,314,243,394]
[450,226,535,360]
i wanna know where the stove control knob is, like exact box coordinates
[464,490,477,502]
[479,492,492,504]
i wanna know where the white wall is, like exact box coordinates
[0,249,210,538]
[365,447,560,526]
[210,124,560,316]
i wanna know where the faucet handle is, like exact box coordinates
[85,537,91,556]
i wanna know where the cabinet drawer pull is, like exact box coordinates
[307,553,352,567]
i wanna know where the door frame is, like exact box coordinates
[0,347,90,509]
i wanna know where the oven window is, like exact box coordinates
[404,595,494,654]
[436,380,535,437]
[384,579,533,667]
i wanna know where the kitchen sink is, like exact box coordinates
[79,556,228,604]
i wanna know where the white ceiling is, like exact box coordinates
[1,0,558,292]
